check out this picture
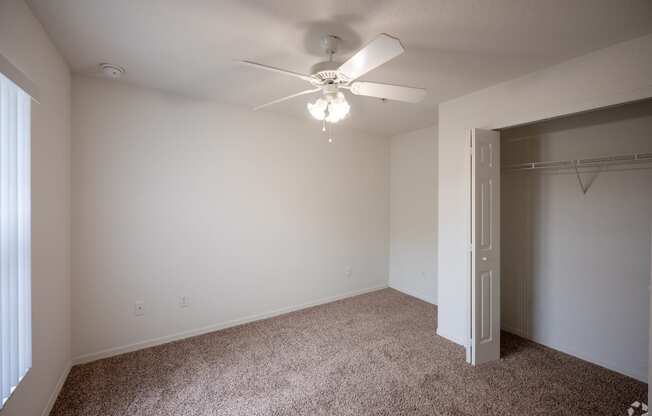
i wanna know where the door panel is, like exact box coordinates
[470,128,500,365]
[480,180,493,250]
[480,270,493,342]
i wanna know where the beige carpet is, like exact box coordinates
[51,289,646,415]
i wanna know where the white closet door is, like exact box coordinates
[470,128,500,365]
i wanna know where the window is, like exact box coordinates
[0,71,31,408]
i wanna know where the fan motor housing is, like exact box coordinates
[310,61,346,84]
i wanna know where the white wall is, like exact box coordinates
[501,100,652,382]
[388,126,437,304]
[71,76,390,361]
[437,34,652,347]
[0,1,71,415]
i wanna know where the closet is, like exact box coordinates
[499,99,652,383]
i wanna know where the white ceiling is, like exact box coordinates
[27,0,652,136]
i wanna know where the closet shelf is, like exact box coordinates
[503,152,652,171]
[503,151,652,194]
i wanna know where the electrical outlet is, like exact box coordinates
[179,296,190,308]
[345,266,352,278]
[134,301,145,316]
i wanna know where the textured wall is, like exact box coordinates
[389,126,438,304]
[71,76,390,361]
[0,1,71,415]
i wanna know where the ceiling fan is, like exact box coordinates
[239,34,426,140]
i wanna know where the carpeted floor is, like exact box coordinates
[51,289,646,415]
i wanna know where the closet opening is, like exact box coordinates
[498,98,652,383]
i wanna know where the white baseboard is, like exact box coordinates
[73,284,388,365]
[388,285,437,305]
[501,325,648,383]
[41,362,71,416]
[435,327,467,348]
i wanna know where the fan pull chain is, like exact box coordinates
[322,119,326,132]
[328,123,333,143]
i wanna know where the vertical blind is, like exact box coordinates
[0,71,31,409]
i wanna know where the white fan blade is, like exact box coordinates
[254,88,321,110]
[349,81,426,103]
[239,60,315,83]
[338,34,404,81]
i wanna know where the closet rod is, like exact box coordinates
[503,152,652,171]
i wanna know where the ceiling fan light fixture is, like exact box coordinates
[307,92,350,124]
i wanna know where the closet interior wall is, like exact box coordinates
[500,99,652,383]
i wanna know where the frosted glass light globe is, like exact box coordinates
[307,97,327,121]
[307,92,350,123]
